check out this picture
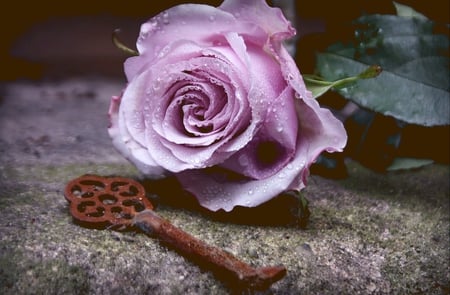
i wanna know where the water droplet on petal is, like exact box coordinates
[153,78,162,91]
[138,19,160,43]
[212,40,223,46]
[209,15,215,22]
[262,184,268,193]
[157,45,171,58]
[278,172,286,179]
[248,189,253,195]
[162,11,170,25]
[238,154,249,166]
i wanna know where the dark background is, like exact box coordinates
[1,0,448,80]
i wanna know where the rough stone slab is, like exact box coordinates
[0,78,448,294]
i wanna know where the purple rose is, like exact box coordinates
[108,0,347,211]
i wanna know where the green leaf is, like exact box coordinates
[315,11,450,126]
[387,157,434,171]
[317,53,449,126]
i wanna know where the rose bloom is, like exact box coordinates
[108,0,347,211]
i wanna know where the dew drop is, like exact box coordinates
[158,46,170,58]
[276,125,283,133]
[152,77,162,91]
[248,189,253,195]
[238,154,249,166]
[162,11,170,25]
[209,15,215,22]
[262,185,267,193]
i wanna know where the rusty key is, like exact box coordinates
[64,175,286,290]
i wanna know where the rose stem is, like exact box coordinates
[132,210,286,290]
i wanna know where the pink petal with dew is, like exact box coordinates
[108,90,166,178]
[176,99,347,212]
[219,0,311,101]
[219,0,294,41]
[137,4,236,55]
[140,46,253,170]
[221,86,298,180]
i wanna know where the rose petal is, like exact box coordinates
[221,86,298,179]
[176,98,347,212]
[156,83,250,169]
[139,5,236,52]
[108,87,166,178]
[219,0,295,41]
[136,40,254,171]
[219,0,312,101]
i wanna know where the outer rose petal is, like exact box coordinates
[221,86,298,180]
[219,0,294,40]
[219,0,312,101]
[176,98,347,212]
[108,92,166,178]
[125,4,236,80]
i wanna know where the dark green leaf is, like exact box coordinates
[316,12,450,126]
[317,53,449,126]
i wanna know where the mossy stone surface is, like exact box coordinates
[0,79,448,294]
